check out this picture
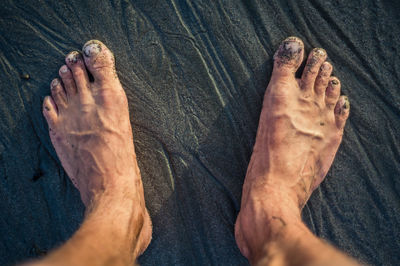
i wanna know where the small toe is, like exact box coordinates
[301,48,327,91]
[50,78,67,109]
[82,40,117,84]
[325,77,341,109]
[314,61,332,95]
[272,36,304,78]
[59,65,77,95]
[334,96,350,129]
[65,51,90,94]
[42,96,58,128]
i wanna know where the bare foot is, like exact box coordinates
[235,37,350,262]
[42,40,152,257]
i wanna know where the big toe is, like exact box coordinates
[82,40,117,84]
[272,36,304,78]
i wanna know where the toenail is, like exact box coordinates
[51,79,59,87]
[66,52,82,64]
[274,37,303,65]
[313,48,326,57]
[83,41,102,57]
[321,62,331,71]
[335,96,350,115]
[331,79,339,85]
[343,97,350,109]
[60,65,69,74]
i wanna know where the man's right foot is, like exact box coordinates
[42,40,152,257]
[235,37,350,262]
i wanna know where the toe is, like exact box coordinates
[300,48,327,92]
[59,65,77,95]
[314,61,332,95]
[65,51,90,94]
[82,40,117,84]
[325,77,341,109]
[334,96,350,129]
[42,96,58,128]
[50,78,67,109]
[272,36,304,78]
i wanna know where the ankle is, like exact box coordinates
[244,180,303,223]
[251,221,309,264]
[83,171,142,206]
[84,193,151,254]
[98,186,152,252]
[235,183,303,261]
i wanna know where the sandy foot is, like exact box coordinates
[235,36,350,261]
[42,40,152,257]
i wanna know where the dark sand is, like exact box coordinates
[0,0,399,265]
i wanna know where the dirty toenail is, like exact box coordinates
[66,52,82,64]
[83,41,102,57]
[321,62,331,71]
[336,96,350,115]
[51,79,59,88]
[331,79,339,86]
[60,65,69,74]
[343,97,350,109]
[274,36,303,65]
[44,105,50,111]
[313,48,326,57]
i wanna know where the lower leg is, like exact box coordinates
[259,224,356,266]
[235,37,358,265]
[237,187,357,266]
[30,193,147,266]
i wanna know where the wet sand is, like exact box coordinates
[0,0,399,265]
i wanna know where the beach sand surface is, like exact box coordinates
[0,0,399,265]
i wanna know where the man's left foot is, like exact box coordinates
[235,37,350,262]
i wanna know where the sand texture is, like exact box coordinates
[0,0,399,265]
